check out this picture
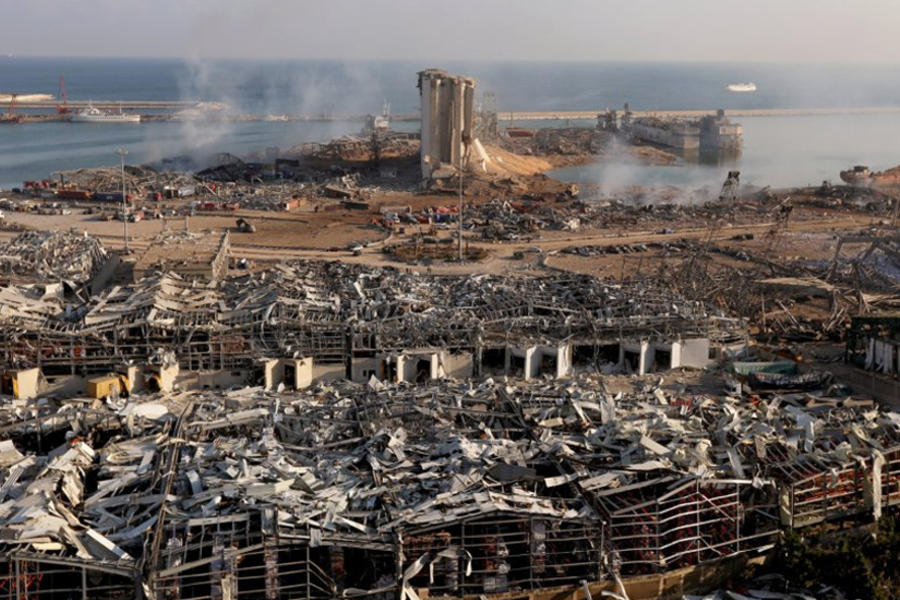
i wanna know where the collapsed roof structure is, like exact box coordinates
[0,261,745,393]
[132,231,230,283]
[0,375,895,600]
[0,230,109,285]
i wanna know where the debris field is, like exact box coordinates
[0,371,897,599]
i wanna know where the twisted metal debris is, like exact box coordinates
[0,374,897,599]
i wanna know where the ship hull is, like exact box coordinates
[70,114,141,123]
[726,83,757,92]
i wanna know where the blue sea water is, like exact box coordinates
[1,57,900,188]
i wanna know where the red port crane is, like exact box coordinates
[1,93,21,123]
[57,75,69,115]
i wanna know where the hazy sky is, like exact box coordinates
[4,0,900,63]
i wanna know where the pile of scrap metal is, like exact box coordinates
[53,165,197,197]
[823,233,900,296]
[661,233,900,343]
[0,374,897,599]
[468,198,582,241]
[0,229,108,284]
[530,127,613,155]
[562,239,696,256]
[0,261,744,376]
[235,193,298,211]
[294,133,419,164]
[464,197,777,243]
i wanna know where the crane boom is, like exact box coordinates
[57,75,69,115]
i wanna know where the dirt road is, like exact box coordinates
[0,203,877,277]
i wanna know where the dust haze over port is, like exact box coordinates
[153,58,400,166]
[158,56,900,191]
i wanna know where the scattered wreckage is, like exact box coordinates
[0,230,108,284]
[0,371,896,600]
[0,260,745,383]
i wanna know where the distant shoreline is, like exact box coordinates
[501,106,900,120]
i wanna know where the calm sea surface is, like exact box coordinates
[1,57,899,189]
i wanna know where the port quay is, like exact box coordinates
[10,98,900,121]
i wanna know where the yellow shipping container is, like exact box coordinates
[86,375,121,399]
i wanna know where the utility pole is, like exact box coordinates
[458,134,470,262]
[458,147,463,261]
[117,148,129,253]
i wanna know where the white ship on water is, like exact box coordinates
[726,82,757,93]
[70,102,141,123]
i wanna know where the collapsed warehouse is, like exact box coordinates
[0,374,897,600]
[0,230,110,286]
[0,260,745,399]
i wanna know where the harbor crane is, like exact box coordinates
[56,75,69,115]
[1,93,21,124]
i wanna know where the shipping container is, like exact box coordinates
[93,191,125,202]
[56,190,92,200]
[87,375,122,399]
[506,127,535,138]
[163,185,196,199]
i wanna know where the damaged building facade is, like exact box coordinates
[598,107,743,155]
[0,260,743,399]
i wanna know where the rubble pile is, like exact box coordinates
[0,373,897,597]
[234,192,298,211]
[462,198,776,243]
[562,239,695,256]
[55,165,197,196]
[0,229,108,283]
[660,235,900,341]
[824,235,900,293]
[467,198,583,241]
[194,160,383,204]
[290,133,419,164]
[531,127,613,155]
[0,261,743,372]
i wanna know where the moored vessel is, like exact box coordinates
[70,102,140,123]
[726,82,757,92]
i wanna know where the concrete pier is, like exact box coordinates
[9,101,900,123]
[499,106,900,121]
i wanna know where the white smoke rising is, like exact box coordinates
[573,136,731,206]
[147,58,400,167]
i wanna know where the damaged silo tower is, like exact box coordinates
[417,68,476,181]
